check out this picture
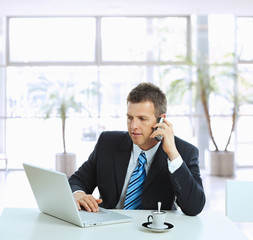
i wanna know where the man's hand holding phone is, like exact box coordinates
[151,117,179,161]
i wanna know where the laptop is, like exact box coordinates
[23,163,132,227]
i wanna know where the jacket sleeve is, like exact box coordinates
[68,141,99,194]
[169,139,206,216]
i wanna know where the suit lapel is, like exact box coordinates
[114,134,132,198]
[143,145,168,192]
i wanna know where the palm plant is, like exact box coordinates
[196,60,238,152]
[163,54,239,152]
[29,77,87,154]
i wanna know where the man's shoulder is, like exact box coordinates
[96,131,132,151]
[175,136,198,152]
[98,131,130,144]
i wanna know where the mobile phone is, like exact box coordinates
[154,117,164,141]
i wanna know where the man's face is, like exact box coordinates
[127,101,158,150]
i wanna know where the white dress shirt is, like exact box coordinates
[115,142,183,209]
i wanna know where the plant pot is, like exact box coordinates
[209,151,235,177]
[55,153,76,178]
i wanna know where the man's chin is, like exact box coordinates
[132,138,157,150]
[131,138,142,145]
[130,136,143,145]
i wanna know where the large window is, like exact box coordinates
[3,16,191,168]
[236,17,253,165]
[237,17,253,62]
[8,17,96,62]
[1,15,253,169]
[101,17,187,62]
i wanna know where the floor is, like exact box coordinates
[0,167,253,239]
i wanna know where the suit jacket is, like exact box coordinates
[69,131,206,216]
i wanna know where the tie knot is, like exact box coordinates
[138,152,147,166]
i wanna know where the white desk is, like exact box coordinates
[0,208,248,240]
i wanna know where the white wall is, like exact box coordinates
[0,0,252,16]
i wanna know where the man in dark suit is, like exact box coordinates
[69,83,205,216]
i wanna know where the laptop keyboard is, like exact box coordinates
[78,208,131,226]
[79,209,112,222]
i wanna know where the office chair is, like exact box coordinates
[226,179,253,222]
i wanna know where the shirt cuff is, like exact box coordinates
[73,190,85,195]
[167,155,183,173]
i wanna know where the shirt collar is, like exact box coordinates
[133,142,161,166]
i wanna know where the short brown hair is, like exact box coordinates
[127,82,167,117]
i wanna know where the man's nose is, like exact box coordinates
[131,119,138,129]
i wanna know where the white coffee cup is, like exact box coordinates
[147,210,166,229]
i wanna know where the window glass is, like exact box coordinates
[4,15,253,168]
[101,17,147,61]
[236,116,253,166]
[238,64,253,114]
[208,66,235,115]
[6,66,98,117]
[237,17,253,61]
[6,66,99,169]
[151,17,188,62]
[236,26,253,166]
[101,17,187,62]
[0,17,5,64]
[9,17,96,62]
[99,66,146,118]
[209,15,235,63]
[154,65,192,115]
[208,66,236,150]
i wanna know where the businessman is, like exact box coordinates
[69,82,205,216]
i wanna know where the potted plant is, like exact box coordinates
[29,78,87,177]
[163,54,240,176]
[196,58,238,176]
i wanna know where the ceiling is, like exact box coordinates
[0,0,252,16]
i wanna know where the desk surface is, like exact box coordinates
[0,208,248,240]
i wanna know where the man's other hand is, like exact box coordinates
[73,191,103,212]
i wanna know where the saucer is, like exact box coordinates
[142,222,174,232]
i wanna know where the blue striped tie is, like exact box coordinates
[124,152,147,209]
